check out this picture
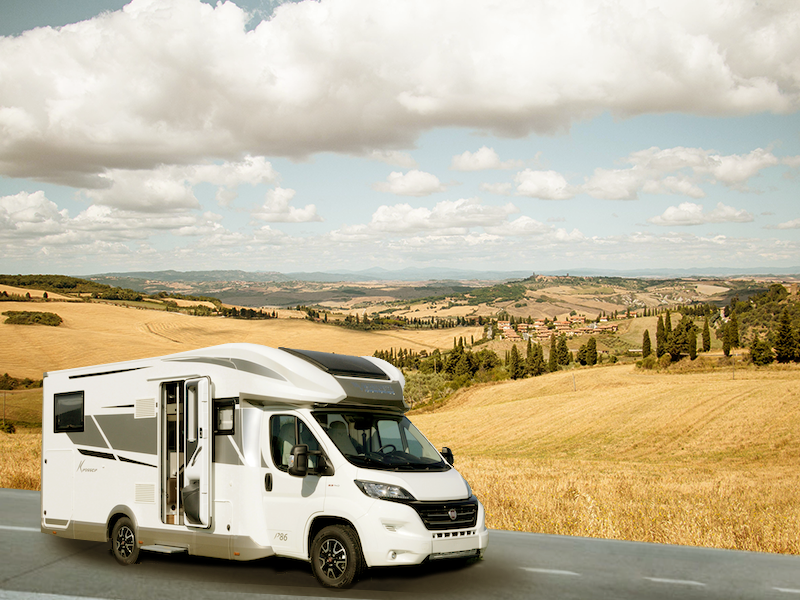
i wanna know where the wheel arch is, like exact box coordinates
[106,505,138,541]
[307,515,359,560]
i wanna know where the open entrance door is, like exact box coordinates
[182,378,212,528]
[161,379,213,528]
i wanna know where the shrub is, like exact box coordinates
[2,311,63,326]
[636,355,658,370]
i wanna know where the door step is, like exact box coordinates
[141,544,187,554]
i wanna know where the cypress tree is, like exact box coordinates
[576,343,587,365]
[586,337,597,365]
[557,335,570,365]
[525,338,534,375]
[508,344,523,380]
[531,343,546,376]
[642,330,652,358]
[722,323,731,357]
[656,316,665,358]
[688,326,697,360]
[702,317,711,352]
[728,314,740,349]
[548,335,558,372]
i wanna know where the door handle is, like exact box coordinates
[264,473,273,492]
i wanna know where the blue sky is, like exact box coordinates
[1,0,798,276]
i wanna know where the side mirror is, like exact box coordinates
[288,444,309,477]
[441,446,454,466]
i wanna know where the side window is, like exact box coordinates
[270,415,321,472]
[54,391,84,433]
[213,399,236,435]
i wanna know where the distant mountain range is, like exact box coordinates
[92,266,800,283]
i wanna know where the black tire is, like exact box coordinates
[111,516,140,565]
[310,525,364,588]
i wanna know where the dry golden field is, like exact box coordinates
[0,300,481,378]
[412,363,800,553]
[3,295,799,554]
[0,428,40,490]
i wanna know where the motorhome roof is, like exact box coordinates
[45,343,407,411]
[280,347,390,380]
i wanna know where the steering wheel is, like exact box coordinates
[376,444,396,454]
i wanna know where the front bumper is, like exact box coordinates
[355,496,489,567]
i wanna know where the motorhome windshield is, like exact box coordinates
[314,411,449,472]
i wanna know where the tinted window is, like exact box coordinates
[269,415,322,472]
[314,411,448,472]
[54,391,84,433]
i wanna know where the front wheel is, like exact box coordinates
[111,516,140,565]
[310,525,364,588]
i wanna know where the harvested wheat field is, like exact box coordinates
[0,429,40,490]
[0,300,481,378]
[412,363,800,554]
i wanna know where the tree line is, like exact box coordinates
[637,284,799,367]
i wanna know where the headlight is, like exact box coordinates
[355,480,416,501]
[463,478,473,498]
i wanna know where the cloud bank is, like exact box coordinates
[1,0,799,185]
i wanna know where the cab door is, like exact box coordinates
[183,378,212,528]
[262,414,327,557]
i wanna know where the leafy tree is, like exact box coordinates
[702,318,711,352]
[642,330,652,358]
[750,333,775,366]
[454,353,471,378]
[775,308,797,363]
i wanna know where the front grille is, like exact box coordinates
[410,497,478,531]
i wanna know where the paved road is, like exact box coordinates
[2,488,800,600]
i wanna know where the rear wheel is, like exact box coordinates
[111,516,140,565]
[310,525,363,588]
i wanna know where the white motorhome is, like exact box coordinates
[41,343,488,588]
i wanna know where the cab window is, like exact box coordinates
[269,415,322,472]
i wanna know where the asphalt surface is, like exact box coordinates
[2,488,800,600]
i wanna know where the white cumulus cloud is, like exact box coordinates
[648,202,754,226]
[515,170,575,200]
[0,191,68,239]
[451,146,524,171]
[252,187,322,223]
[372,170,447,196]
[767,218,800,230]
